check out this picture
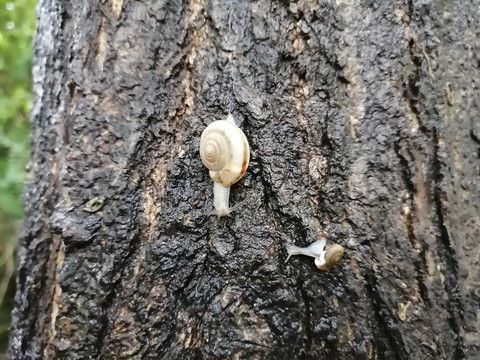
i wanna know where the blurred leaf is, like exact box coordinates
[0,0,36,352]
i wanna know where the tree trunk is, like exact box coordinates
[8,0,480,359]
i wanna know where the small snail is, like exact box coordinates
[200,114,250,216]
[286,238,344,270]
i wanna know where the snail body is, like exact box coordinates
[286,238,327,262]
[200,114,249,216]
[212,182,231,216]
[286,238,344,270]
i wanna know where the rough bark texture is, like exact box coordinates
[8,0,480,359]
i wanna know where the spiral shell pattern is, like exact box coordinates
[317,244,344,270]
[200,119,250,186]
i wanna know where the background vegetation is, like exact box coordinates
[0,0,36,352]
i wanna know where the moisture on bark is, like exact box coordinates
[8,0,480,359]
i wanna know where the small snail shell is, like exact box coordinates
[316,244,344,270]
[200,114,250,216]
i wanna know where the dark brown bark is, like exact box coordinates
[8,0,480,359]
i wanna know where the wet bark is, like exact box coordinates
[8,0,480,359]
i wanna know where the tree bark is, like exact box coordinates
[8,0,480,359]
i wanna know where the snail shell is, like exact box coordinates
[200,118,250,186]
[316,244,344,270]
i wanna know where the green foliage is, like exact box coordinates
[0,0,36,352]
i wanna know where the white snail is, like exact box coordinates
[286,238,344,270]
[200,114,250,216]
